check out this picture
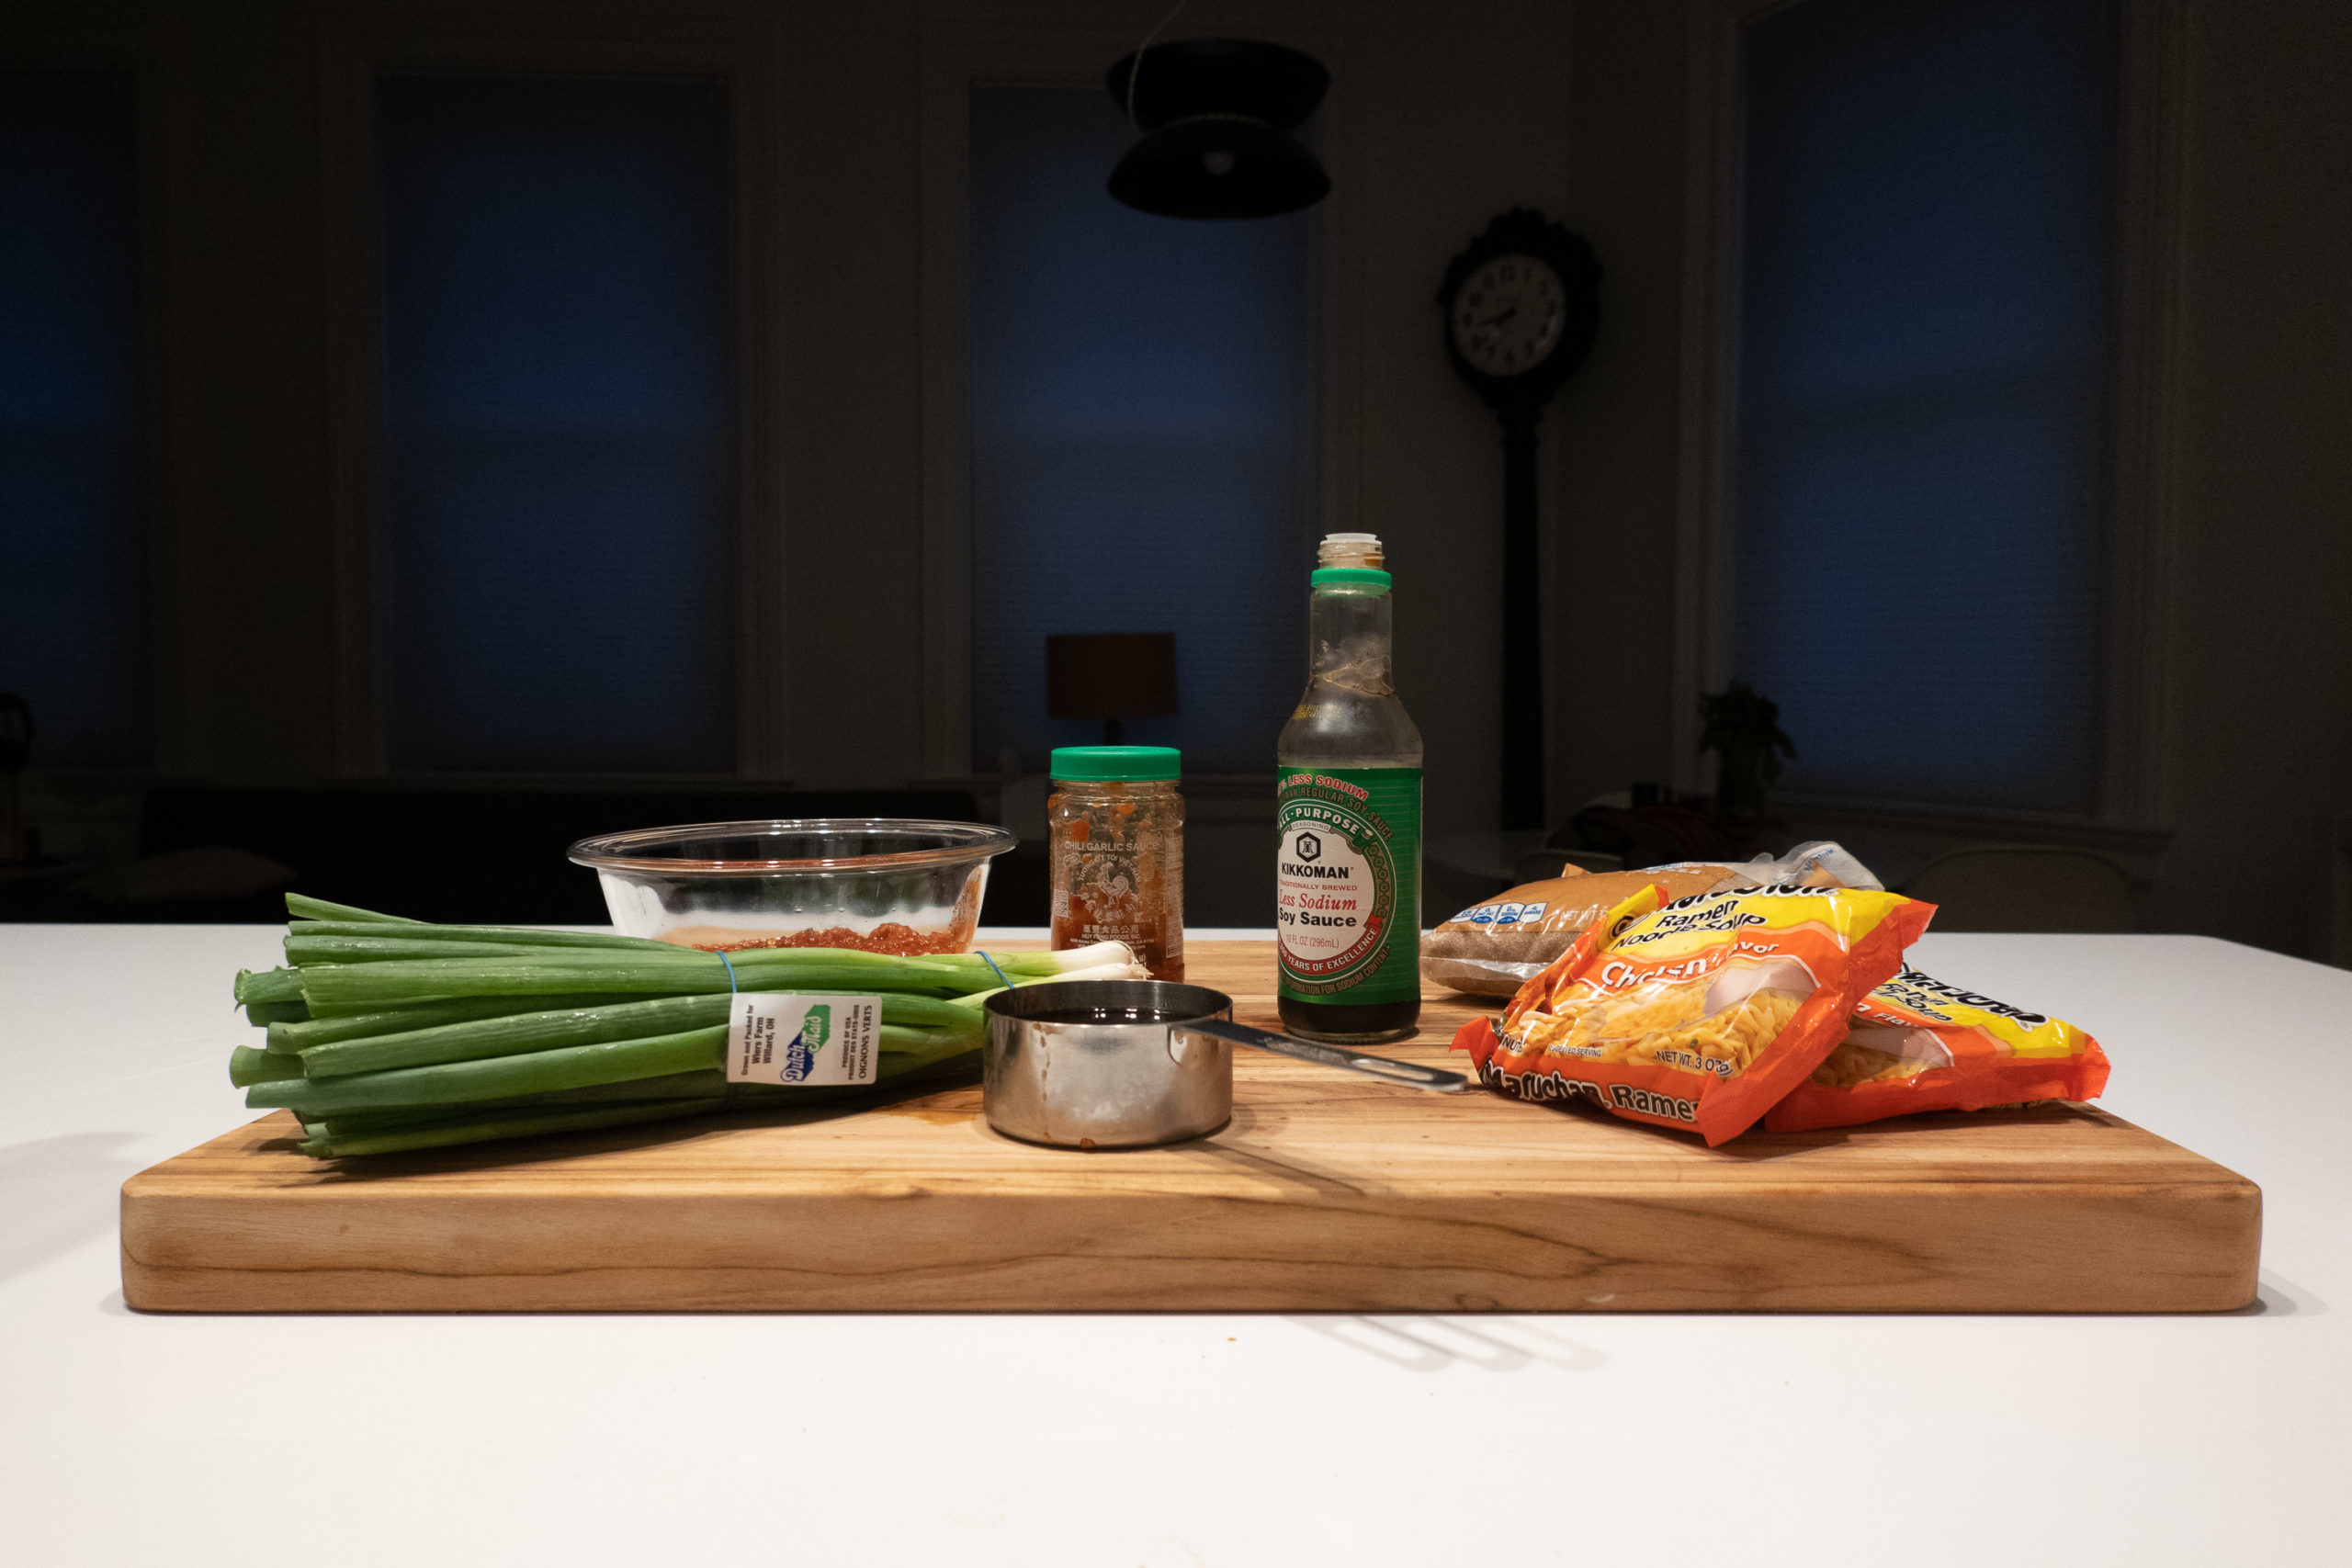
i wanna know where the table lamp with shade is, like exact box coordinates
[1046,633,1179,746]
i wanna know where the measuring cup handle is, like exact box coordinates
[1183,1020,1467,1093]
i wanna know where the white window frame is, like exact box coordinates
[915,19,1363,784]
[1672,0,2187,851]
[319,12,787,781]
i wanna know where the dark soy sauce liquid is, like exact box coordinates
[1023,1006,1191,1026]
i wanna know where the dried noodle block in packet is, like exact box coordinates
[1452,882,1933,1145]
[1761,964,2110,1133]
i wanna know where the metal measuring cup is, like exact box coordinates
[981,978,1464,1150]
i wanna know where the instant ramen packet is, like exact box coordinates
[1762,965,2110,1133]
[1452,881,1933,1145]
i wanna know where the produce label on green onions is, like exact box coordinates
[726,994,882,1087]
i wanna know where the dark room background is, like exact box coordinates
[2,0,2346,956]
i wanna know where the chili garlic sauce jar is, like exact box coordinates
[1047,746,1184,982]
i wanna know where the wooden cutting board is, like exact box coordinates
[121,941,2259,1313]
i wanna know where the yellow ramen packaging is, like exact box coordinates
[1763,965,2110,1133]
[1453,882,1933,1145]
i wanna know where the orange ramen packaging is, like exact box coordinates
[1453,882,1933,1145]
[1762,965,2110,1133]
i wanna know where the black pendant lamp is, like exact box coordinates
[1106,39,1330,220]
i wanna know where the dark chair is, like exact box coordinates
[125,785,984,925]
[1560,802,1730,870]
[1902,845,2138,932]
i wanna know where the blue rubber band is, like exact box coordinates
[975,949,1012,990]
[716,950,740,995]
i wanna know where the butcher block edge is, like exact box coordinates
[121,1101,2263,1315]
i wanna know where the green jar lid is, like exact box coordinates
[1311,567,1391,590]
[1050,745,1182,782]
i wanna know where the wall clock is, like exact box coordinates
[1438,209,1600,829]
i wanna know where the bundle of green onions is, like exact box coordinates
[230,894,1144,1158]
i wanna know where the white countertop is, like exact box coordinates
[5,924,2349,1564]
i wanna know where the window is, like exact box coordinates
[1728,0,2117,813]
[375,75,734,773]
[0,72,147,767]
[966,87,1317,774]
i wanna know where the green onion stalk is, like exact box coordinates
[227,893,1143,1158]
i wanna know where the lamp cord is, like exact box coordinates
[1125,0,1189,126]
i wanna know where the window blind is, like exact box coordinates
[0,73,147,767]
[967,87,1317,774]
[1730,0,2117,812]
[376,75,734,773]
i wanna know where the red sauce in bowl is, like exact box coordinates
[670,923,967,956]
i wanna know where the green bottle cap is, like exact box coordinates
[1311,567,1392,590]
[1049,745,1182,782]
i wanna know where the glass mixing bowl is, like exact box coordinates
[567,818,1016,954]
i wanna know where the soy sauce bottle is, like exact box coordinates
[1274,534,1422,1043]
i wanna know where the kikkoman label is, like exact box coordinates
[1275,766,1420,1004]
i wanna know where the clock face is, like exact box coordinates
[1450,253,1567,378]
